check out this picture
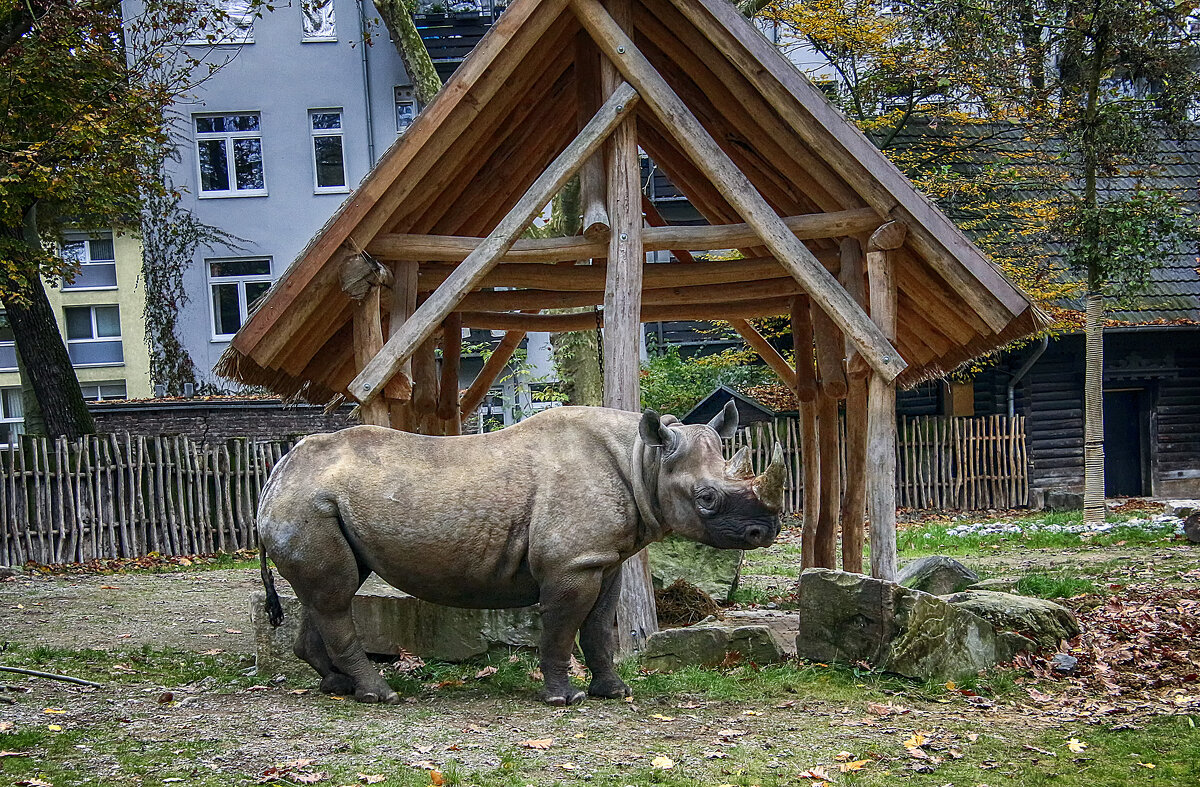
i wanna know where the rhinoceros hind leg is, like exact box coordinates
[580,567,632,700]
[293,609,356,694]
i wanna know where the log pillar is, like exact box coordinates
[601,0,656,657]
[791,296,820,570]
[388,260,419,431]
[437,312,463,435]
[866,222,905,581]
[811,297,845,569]
[352,285,391,427]
[838,237,869,573]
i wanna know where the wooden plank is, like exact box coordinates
[369,207,879,262]
[812,303,848,400]
[577,31,609,239]
[866,239,898,581]
[840,375,868,573]
[668,0,1027,331]
[727,319,796,394]
[437,313,463,421]
[352,285,392,426]
[457,276,803,311]
[814,392,840,568]
[349,82,640,404]
[572,0,905,383]
[790,295,818,403]
[459,296,795,331]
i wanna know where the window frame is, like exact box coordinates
[0,387,24,449]
[61,231,118,292]
[394,86,418,135]
[185,0,256,46]
[207,257,273,342]
[79,381,128,402]
[300,0,337,41]
[63,305,124,368]
[309,109,349,194]
[0,311,16,373]
[194,112,267,198]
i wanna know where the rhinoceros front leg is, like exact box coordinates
[537,567,608,706]
[580,566,632,699]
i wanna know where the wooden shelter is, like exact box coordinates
[217,0,1044,598]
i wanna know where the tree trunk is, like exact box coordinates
[1,210,95,439]
[374,0,444,107]
[1082,290,1104,525]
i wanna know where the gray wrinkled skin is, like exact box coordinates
[257,402,782,706]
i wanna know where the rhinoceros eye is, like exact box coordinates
[695,487,720,514]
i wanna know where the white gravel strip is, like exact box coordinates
[933,513,1185,539]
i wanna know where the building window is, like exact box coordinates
[65,305,123,367]
[395,86,417,134]
[61,232,118,290]
[209,258,272,339]
[0,388,23,448]
[301,0,336,40]
[310,110,347,192]
[187,0,256,45]
[0,312,16,372]
[195,113,266,196]
[79,381,128,401]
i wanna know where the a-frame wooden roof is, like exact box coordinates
[217,0,1045,404]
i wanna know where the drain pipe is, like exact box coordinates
[357,0,377,168]
[1007,334,1049,417]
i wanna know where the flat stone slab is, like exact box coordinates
[642,624,788,672]
[251,574,541,672]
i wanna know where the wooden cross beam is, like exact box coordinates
[348,82,641,404]
[366,207,880,263]
[570,0,906,383]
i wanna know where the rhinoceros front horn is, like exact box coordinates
[753,442,786,513]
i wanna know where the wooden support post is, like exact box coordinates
[866,222,905,581]
[350,274,390,427]
[348,82,640,404]
[601,0,656,659]
[578,32,609,240]
[571,0,905,383]
[791,296,818,403]
[792,296,820,568]
[388,260,418,431]
[814,391,841,569]
[812,306,848,400]
[411,334,439,434]
[838,238,868,573]
[437,313,463,430]
[459,330,526,424]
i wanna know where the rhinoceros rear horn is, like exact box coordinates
[753,442,786,513]
[725,446,754,480]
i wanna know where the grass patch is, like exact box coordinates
[898,512,1178,557]
[1014,569,1100,599]
[0,643,262,688]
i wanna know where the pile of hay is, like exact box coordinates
[655,578,720,627]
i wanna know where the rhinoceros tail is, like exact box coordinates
[260,543,285,627]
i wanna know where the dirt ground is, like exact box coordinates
[1,533,1198,786]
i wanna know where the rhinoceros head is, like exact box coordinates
[638,400,784,550]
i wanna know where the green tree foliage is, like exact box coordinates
[640,345,772,416]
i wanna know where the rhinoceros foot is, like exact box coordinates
[355,689,401,705]
[587,677,632,699]
[541,688,587,706]
[319,673,356,696]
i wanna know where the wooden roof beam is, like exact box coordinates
[367,206,880,263]
[348,81,641,404]
[460,296,796,332]
[570,0,905,383]
[457,276,803,310]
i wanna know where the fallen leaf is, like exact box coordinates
[289,689,309,695]
[0,721,13,731]
[15,779,53,787]
[649,714,675,721]
[518,738,554,750]
[967,733,979,743]
[703,751,728,759]
[43,708,67,715]
[409,760,439,770]
[0,751,25,757]
[1027,687,1054,702]
[358,775,385,784]
[157,692,174,704]
[651,756,675,770]
[527,669,543,682]
[838,759,870,772]
[100,585,118,590]
[429,770,445,786]
[434,679,464,689]
[944,680,956,691]
[1139,762,1156,769]
[291,772,327,784]
[559,763,576,770]
[47,724,62,731]
[798,766,831,780]
[201,649,224,656]
[903,732,926,749]
[717,729,746,739]
[834,751,853,762]
[224,629,243,634]
[742,709,762,716]
[474,666,498,679]
[1067,738,1088,753]
[907,747,929,760]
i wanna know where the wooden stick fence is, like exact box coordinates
[0,434,295,567]
[0,415,1027,566]
[724,414,1028,514]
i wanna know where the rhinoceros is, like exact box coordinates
[257,401,784,705]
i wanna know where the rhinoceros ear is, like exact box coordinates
[707,399,739,439]
[640,408,680,453]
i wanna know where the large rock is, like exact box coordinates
[1184,513,1200,544]
[649,536,742,601]
[641,624,787,672]
[897,556,979,595]
[251,575,541,671]
[1166,499,1200,518]
[795,569,1034,681]
[941,590,1080,650]
[1046,490,1084,512]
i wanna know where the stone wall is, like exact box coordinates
[89,397,355,442]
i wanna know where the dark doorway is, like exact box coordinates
[1104,389,1145,496]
